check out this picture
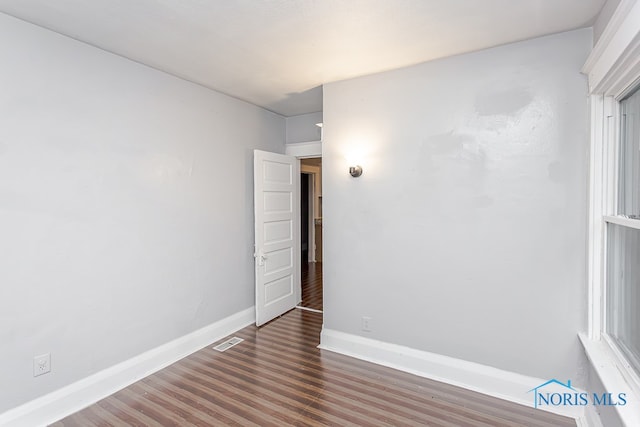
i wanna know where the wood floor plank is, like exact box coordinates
[97,394,165,427]
[300,262,323,311]
[127,381,220,427]
[80,402,127,427]
[139,372,257,427]
[226,342,518,426]
[54,307,575,427]
[197,339,500,426]
[168,359,315,424]
[155,368,279,427]
[185,353,411,426]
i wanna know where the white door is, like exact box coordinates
[254,150,300,326]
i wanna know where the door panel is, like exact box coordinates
[254,150,300,326]
[264,221,292,244]
[264,248,293,274]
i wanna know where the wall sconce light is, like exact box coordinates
[349,165,363,178]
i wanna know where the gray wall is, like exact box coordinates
[322,29,591,382]
[593,0,622,44]
[0,13,284,412]
[286,112,323,144]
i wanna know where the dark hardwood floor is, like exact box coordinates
[53,309,575,426]
[299,262,322,311]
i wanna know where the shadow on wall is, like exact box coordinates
[267,85,323,116]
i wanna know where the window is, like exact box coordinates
[582,3,640,424]
[607,224,640,372]
[617,87,640,218]
[605,87,640,378]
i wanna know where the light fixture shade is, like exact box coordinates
[349,165,363,177]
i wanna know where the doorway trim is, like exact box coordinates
[286,140,321,158]
[286,141,323,313]
[288,141,322,264]
[301,164,320,263]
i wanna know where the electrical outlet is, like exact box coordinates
[362,316,372,332]
[33,353,51,377]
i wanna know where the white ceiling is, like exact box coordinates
[0,0,605,117]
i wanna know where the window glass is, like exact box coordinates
[607,223,640,373]
[619,87,640,217]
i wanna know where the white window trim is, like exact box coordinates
[604,214,640,230]
[601,333,640,397]
[583,1,640,424]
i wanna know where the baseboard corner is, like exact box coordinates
[0,307,255,427]
[319,327,585,422]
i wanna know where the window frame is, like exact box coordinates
[600,86,640,397]
[584,88,640,427]
[582,1,640,424]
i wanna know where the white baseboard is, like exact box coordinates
[319,328,587,422]
[0,307,255,427]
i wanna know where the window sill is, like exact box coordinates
[579,333,640,426]
[604,215,640,230]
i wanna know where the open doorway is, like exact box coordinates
[298,157,322,312]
